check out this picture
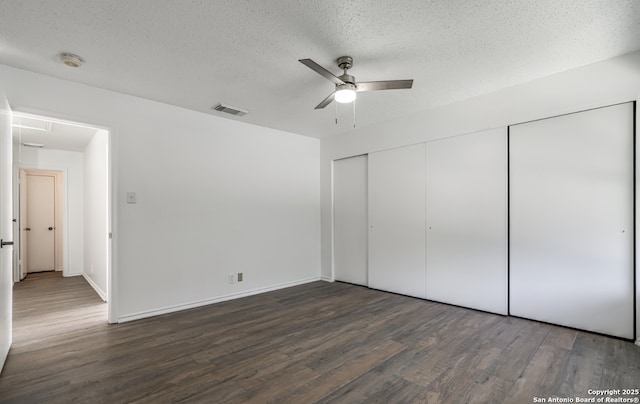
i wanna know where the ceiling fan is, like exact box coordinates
[299,56,413,109]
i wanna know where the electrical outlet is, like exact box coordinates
[228,274,235,284]
[237,272,243,282]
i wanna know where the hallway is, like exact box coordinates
[0,274,106,402]
[11,273,106,347]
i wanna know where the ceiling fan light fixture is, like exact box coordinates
[335,84,357,103]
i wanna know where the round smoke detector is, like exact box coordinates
[59,52,84,68]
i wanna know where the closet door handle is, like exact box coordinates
[0,239,13,248]
[48,227,54,231]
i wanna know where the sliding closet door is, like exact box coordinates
[426,128,507,314]
[333,155,368,286]
[510,102,634,339]
[368,143,426,298]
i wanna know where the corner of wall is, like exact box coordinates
[82,273,107,302]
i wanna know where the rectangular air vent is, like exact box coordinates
[211,103,248,116]
[21,142,45,148]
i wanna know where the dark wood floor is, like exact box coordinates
[0,277,638,404]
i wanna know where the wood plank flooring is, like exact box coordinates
[0,277,639,403]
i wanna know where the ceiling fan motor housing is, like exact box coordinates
[338,74,356,84]
[337,56,353,71]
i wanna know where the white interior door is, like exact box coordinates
[333,155,368,286]
[510,102,634,339]
[368,143,426,298]
[26,174,55,272]
[0,94,13,371]
[426,128,508,315]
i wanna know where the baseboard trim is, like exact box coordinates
[117,276,322,323]
[320,275,334,282]
[82,273,107,302]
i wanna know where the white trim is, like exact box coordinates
[107,128,117,324]
[636,100,640,345]
[117,276,321,323]
[330,159,335,282]
[320,275,334,282]
[11,107,116,324]
[15,165,70,278]
[82,273,107,302]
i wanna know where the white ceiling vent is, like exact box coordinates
[21,142,45,148]
[211,103,248,116]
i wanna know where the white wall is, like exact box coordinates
[83,129,108,300]
[321,51,640,341]
[15,147,84,276]
[0,64,321,322]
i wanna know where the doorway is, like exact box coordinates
[12,111,112,313]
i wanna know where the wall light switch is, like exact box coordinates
[127,192,137,204]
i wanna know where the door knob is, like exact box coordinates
[24,227,31,231]
[0,239,13,248]
[48,227,54,231]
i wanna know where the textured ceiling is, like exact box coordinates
[1,0,639,139]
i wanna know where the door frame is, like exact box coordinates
[0,91,13,374]
[10,108,117,324]
[17,168,66,278]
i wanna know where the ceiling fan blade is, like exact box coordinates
[299,59,345,85]
[356,79,413,92]
[315,92,335,109]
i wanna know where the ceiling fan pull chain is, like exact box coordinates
[335,99,338,125]
[353,98,356,128]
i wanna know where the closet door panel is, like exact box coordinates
[333,155,368,286]
[368,144,426,298]
[426,128,507,314]
[510,103,634,339]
